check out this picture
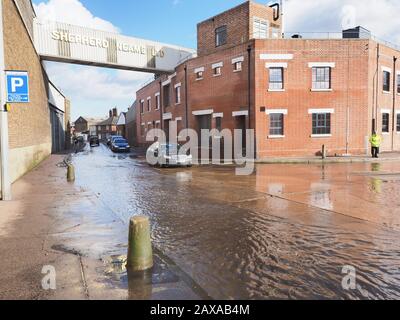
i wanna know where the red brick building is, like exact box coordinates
[97,108,119,141]
[136,0,400,158]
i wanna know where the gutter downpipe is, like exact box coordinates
[159,80,163,131]
[184,65,189,130]
[247,44,255,159]
[0,0,11,200]
[345,41,350,155]
[247,45,252,130]
[374,44,380,133]
[392,56,397,151]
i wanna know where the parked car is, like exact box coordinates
[89,136,100,147]
[111,138,130,153]
[76,135,84,143]
[107,135,123,146]
[147,143,193,167]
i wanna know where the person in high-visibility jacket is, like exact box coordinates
[369,131,382,158]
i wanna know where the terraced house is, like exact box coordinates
[136,0,400,158]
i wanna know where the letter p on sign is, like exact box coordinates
[11,77,24,92]
[6,71,29,103]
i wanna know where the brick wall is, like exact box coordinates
[136,1,400,158]
[249,1,282,39]
[197,2,249,57]
[197,1,281,57]
[3,0,52,182]
[136,43,252,146]
[255,39,371,157]
[367,41,400,152]
[3,0,51,149]
[74,117,88,133]
[13,0,35,39]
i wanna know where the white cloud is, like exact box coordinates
[284,0,400,43]
[34,0,119,33]
[44,62,151,101]
[34,0,152,119]
[43,61,152,120]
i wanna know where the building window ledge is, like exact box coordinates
[311,88,333,92]
[383,91,391,94]
[268,89,285,92]
[311,134,332,138]
[233,69,242,73]
[175,103,181,106]
[268,135,285,139]
[195,78,204,81]
[213,74,222,77]
[382,132,390,135]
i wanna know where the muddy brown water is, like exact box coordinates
[72,145,400,299]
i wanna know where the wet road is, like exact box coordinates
[72,144,400,299]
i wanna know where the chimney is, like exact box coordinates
[109,110,112,118]
[113,107,118,117]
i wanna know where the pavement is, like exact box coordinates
[256,152,400,164]
[0,153,202,300]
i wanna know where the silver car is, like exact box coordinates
[147,143,193,167]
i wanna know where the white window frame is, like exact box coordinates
[212,62,223,77]
[140,99,145,114]
[147,97,151,111]
[232,56,244,72]
[382,67,392,93]
[155,92,160,110]
[310,64,334,92]
[174,83,182,105]
[309,108,334,138]
[382,111,390,134]
[253,17,269,39]
[194,67,204,81]
[266,63,287,92]
[268,112,285,138]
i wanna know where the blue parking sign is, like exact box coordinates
[6,71,29,103]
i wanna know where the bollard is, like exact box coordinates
[67,164,75,182]
[126,216,153,272]
[322,145,326,160]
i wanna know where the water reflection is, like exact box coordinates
[72,146,400,299]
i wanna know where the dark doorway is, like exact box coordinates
[196,114,212,158]
[50,105,65,154]
[164,119,171,143]
[235,115,247,155]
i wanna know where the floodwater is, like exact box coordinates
[72,144,400,299]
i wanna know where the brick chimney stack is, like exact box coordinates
[109,110,112,118]
[113,108,118,117]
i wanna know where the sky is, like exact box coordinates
[32,0,400,121]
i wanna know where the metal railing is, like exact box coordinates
[282,31,400,51]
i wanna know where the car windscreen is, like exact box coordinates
[114,139,127,144]
[160,144,179,154]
